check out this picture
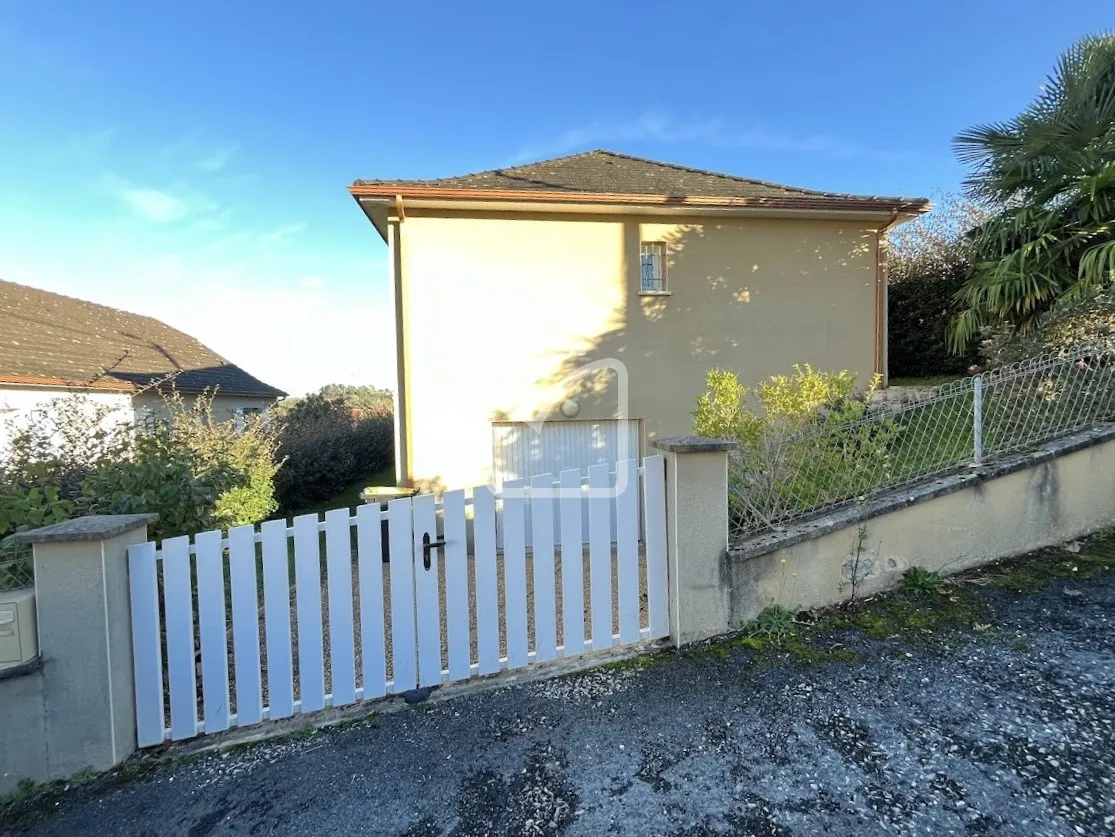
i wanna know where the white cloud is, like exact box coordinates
[510,113,914,165]
[8,128,390,396]
[261,222,307,243]
[99,174,190,223]
[194,143,238,172]
[511,113,722,163]
[98,174,228,225]
[121,187,189,223]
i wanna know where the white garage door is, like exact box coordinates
[492,420,642,546]
[491,420,641,487]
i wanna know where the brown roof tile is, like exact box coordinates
[352,149,927,209]
[0,280,285,398]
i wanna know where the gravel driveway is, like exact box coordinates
[6,540,1115,836]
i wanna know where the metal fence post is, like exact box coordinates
[973,375,984,465]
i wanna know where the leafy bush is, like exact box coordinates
[980,287,1115,365]
[273,386,394,513]
[695,365,900,535]
[694,364,877,438]
[81,396,279,539]
[0,393,280,571]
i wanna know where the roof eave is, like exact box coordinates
[0,375,286,399]
[347,184,930,216]
[0,375,139,393]
[351,193,391,243]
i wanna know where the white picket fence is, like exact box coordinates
[127,455,669,746]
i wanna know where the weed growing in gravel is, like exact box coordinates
[901,567,943,595]
[694,605,866,667]
[747,605,795,643]
[4,778,44,804]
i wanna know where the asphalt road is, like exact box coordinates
[5,558,1114,836]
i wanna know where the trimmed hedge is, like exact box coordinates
[273,390,394,513]
[888,258,981,379]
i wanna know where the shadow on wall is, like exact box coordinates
[489,218,876,479]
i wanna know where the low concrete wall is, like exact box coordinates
[0,659,47,795]
[728,426,1115,626]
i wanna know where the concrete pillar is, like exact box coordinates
[15,514,157,778]
[653,436,737,647]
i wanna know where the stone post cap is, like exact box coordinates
[652,435,739,453]
[14,514,159,545]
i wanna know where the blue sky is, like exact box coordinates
[0,1,1110,394]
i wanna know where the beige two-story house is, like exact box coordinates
[350,150,928,491]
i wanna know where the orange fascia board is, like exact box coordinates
[348,184,931,215]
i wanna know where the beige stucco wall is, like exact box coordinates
[399,210,880,490]
[727,435,1115,628]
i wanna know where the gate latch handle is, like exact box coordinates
[421,533,447,570]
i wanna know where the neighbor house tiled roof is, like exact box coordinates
[0,279,286,397]
[351,149,929,212]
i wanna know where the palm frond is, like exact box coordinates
[949,32,1115,350]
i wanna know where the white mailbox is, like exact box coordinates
[0,588,37,668]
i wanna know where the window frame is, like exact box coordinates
[639,241,670,295]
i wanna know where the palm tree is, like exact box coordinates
[949,32,1115,350]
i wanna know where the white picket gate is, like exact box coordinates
[127,455,670,746]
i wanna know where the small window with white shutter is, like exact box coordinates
[640,241,668,293]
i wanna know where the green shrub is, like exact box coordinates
[273,387,394,513]
[694,364,868,439]
[0,393,280,559]
[980,287,1115,365]
[692,369,762,442]
[80,396,279,540]
[695,365,900,534]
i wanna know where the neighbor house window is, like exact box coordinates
[640,242,667,292]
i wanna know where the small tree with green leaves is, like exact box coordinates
[695,366,899,534]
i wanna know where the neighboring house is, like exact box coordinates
[0,279,285,447]
[349,150,929,491]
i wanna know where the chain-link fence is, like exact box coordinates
[0,552,34,592]
[729,346,1115,541]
